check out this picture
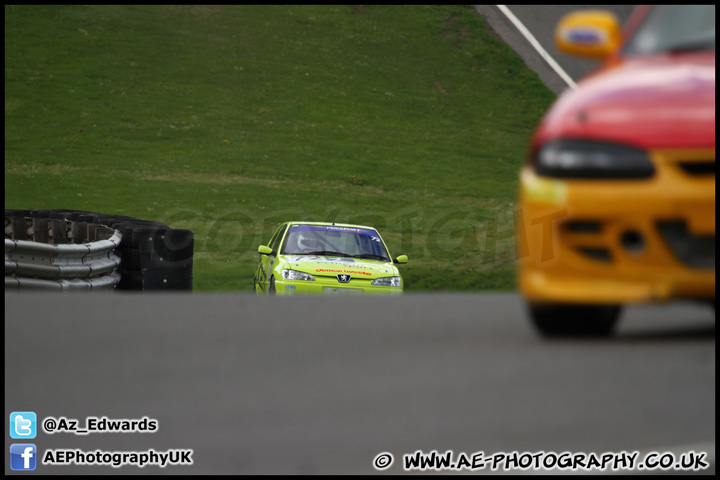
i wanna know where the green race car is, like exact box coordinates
[253,221,408,295]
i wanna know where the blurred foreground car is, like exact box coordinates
[254,222,407,295]
[518,5,715,336]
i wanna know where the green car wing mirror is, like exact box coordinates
[394,255,408,264]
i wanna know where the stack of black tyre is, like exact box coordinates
[4,209,193,291]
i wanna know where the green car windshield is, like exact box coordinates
[282,224,391,262]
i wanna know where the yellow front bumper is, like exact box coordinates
[274,277,403,295]
[517,148,715,304]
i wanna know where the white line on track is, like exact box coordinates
[496,5,577,89]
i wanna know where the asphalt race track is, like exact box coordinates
[4,292,715,474]
[475,5,636,94]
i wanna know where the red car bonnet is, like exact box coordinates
[532,51,715,151]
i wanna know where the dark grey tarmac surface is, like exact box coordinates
[5,292,715,474]
[475,5,636,94]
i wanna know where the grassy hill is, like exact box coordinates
[4,5,555,292]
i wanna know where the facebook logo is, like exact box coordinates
[10,444,37,471]
[10,412,37,439]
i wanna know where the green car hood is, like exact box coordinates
[280,255,399,280]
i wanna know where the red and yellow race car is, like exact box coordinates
[517,5,715,336]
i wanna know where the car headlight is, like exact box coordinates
[282,269,315,281]
[534,139,655,179]
[371,276,402,287]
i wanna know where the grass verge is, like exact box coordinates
[4,5,555,291]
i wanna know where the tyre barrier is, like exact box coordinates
[5,209,194,291]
